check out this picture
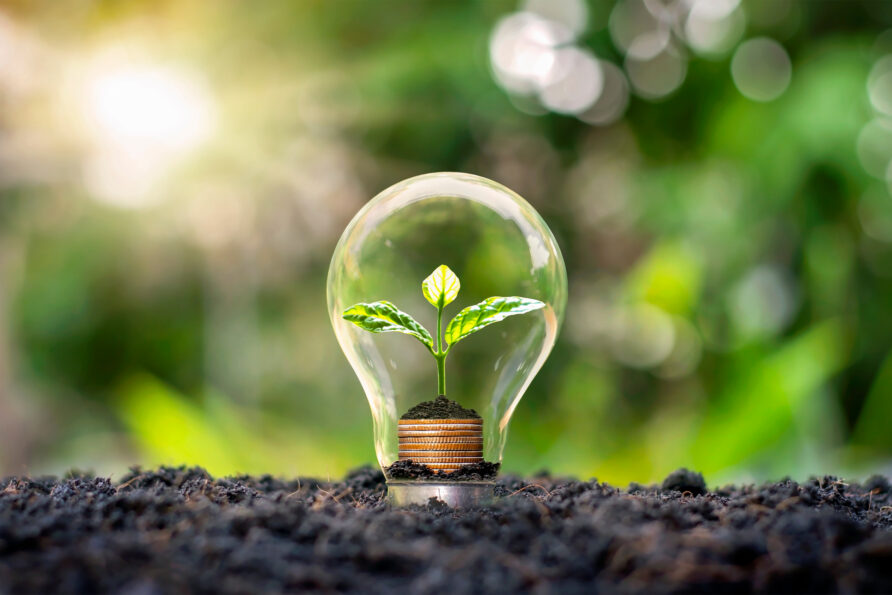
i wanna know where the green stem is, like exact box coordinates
[436,304,443,353]
[436,353,446,395]
[435,303,446,394]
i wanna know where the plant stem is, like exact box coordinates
[436,303,446,394]
[437,304,443,353]
[436,353,446,395]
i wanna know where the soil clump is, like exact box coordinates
[400,395,480,419]
[386,460,500,481]
[660,467,707,495]
[2,466,891,593]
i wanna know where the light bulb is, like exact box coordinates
[327,172,567,505]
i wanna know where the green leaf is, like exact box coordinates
[342,301,433,348]
[422,265,460,308]
[445,296,545,347]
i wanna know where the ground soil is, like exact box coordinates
[2,466,891,594]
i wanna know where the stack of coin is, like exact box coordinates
[398,418,483,473]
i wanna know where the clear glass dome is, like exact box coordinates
[327,172,567,479]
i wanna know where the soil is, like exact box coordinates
[400,395,480,419]
[386,460,500,481]
[2,466,891,594]
[660,467,707,495]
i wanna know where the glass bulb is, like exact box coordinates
[327,172,567,502]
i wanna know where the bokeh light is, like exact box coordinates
[658,317,702,379]
[684,0,745,57]
[490,12,574,96]
[522,0,588,36]
[609,0,663,56]
[858,187,892,243]
[579,60,630,125]
[730,265,799,340]
[868,55,892,117]
[539,47,603,114]
[610,303,675,368]
[490,3,608,119]
[856,118,892,179]
[626,43,687,99]
[730,37,792,101]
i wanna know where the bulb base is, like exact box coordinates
[386,481,494,508]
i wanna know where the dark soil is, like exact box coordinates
[386,460,500,481]
[400,394,480,419]
[2,467,892,594]
[660,467,707,495]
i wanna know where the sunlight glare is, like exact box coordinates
[80,62,215,207]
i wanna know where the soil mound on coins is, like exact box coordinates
[2,466,891,593]
[386,460,499,481]
[400,394,480,419]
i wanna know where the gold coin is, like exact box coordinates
[398,436,483,444]
[397,425,483,433]
[398,443,483,451]
[400,455,483,465]
[398,461,481,469]
[398,445,482,450]
[399,451,483,463]
[398,426,481,432]
[397,431,482,438]
[398,418,481,425]
[398,464,483,470]
[398,450,482,457]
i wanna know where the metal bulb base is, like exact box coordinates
[386,481,495,508]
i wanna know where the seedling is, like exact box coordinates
[342,265,544,395]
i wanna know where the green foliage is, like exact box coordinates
[445,296,545,346]
[853,352,892,450]
[342,265,544,394]
[342,301,433,348]
[117,374,363,476]
[692,320,849,473]
[422,264,460,308]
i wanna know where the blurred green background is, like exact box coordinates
[1,0,891,485]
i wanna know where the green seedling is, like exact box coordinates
[342,265,544,395]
